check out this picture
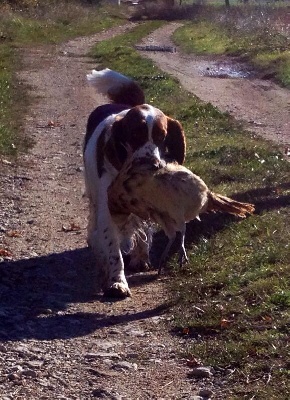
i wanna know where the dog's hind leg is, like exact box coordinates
[128,223,153,271]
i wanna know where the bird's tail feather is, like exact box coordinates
[87,68,145,106]
[207,192,255,218]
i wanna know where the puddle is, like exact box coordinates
[199,60,255,79]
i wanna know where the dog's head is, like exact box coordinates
[104,104,186,172]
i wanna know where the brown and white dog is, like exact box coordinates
[83,69,186,298]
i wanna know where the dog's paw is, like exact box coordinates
[104,282,132,299]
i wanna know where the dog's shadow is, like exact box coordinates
[0,182,288,342]
[0,248,97,341]
[0,247,168,342]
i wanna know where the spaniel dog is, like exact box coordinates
[83,69,186,298]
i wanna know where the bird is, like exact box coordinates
[107,157,255,274]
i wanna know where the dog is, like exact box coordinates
[83,69,186,298]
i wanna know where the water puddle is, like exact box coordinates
[198,60,255,79]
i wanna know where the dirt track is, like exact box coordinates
[139,22,290,148]
[0,21,289,399]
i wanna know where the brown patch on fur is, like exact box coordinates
[108,82,145,107]
[130,198,139,206]
[165,117,186,164]
[119,107,149,151]
[104,120,127,171]
[152,115,167,146]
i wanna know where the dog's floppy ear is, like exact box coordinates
[104,118,128,172]
[165,117,186,164]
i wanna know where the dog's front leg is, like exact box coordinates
[90,181,131,299]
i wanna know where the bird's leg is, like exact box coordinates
[158,234,176,275]
[178,225,188,268]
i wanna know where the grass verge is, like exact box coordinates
[89,21,290,398]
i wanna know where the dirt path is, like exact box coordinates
[0,21,289,399]
[139,22,290,148]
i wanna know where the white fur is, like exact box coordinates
[87,68,131,97]
[84,127,129,296]
[132,141,161,161]
[139,104,156,140]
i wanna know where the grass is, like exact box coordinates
[0,44,15,155]
[172,6,290,86]
[89,20,290,398]
[0,43,33,155]
[0,0,125,155]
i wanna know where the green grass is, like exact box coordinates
[1,10,122,46]
[0,44,14,155]
[173,21,231,54]
[0,44,33,155]
[89,22,290,398]
[0,1,125,155]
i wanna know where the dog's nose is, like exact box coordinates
[131,156,165,171]
[146,157,166,171]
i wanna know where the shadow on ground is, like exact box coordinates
[0,247,168,342]
[0,182,288,342]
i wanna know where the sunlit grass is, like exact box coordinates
[1,11,122,45]
[172,208,289,398]
[0,44,32,155]
[173,21,231,54]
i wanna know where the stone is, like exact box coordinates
[112,361,138,371]
[198,388,214,398]
[189,367,212,378]
[125,328,146,337]
[26,360,44,368]
[84,352,121,360]
[22,369,38,378]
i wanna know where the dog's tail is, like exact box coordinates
[206,192,255,218]
[87,68,145,106]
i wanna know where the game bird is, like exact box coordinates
[108,157,255,273]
